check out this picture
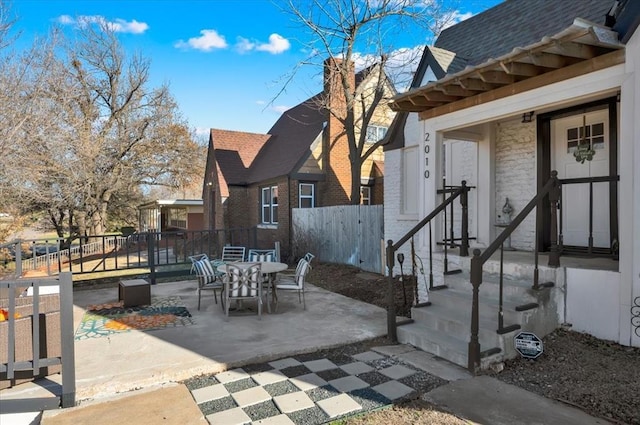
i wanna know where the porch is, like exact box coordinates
[0,277,390,408]
[395,242,621,370]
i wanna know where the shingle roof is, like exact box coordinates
[385,0,632,148]
[247,94,326,184]
[434,0,614,69]
[210,129,271,185]
[212,64,388,185]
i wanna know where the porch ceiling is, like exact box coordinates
[390,19,625,120]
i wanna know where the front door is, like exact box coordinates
[551,109,610,248]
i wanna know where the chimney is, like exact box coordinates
[321,57,356,205]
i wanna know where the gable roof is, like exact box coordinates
[247,95,326,183]
[212,63,392,186]
[389,0,629,116]
[434,0,614,72]
[210,129,271,185]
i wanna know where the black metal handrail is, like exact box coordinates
[467,171,561,373]
[385,181,470,342]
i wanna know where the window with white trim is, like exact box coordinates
[360,186,371,205]
[261,185,278,224]
[299,183,315,208]
[402,147,418,215]
[366,125,388,144]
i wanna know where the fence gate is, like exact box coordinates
[292,205,384,273]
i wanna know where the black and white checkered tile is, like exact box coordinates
[184,349,435,424]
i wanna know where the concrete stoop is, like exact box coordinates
[398,251,561,370]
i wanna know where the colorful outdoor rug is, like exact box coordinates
[75,296,194,340]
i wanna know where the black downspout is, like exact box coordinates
[288,176,293,261]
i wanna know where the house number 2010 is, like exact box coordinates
[424,132,431,179]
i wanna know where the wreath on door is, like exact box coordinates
[573,114,596,164]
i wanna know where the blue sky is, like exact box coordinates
[9,0,502,138]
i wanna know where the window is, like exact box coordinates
[360,186,371,205]
[402,147,418,215]
[167,207,187,228]
[299,183,315,208]
[366,125,388,144]
[567,122,605,153]
[261,186,278,224]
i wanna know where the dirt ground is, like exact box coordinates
[307,261,640,425]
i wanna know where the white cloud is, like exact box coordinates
[57,15,74,25]
[235,37,255,54]
[110,19,148,34]
[194,127,210,137]
[56,15,149,34]
[441,10,474,31]
[256,34,290,54]
[234,33,290,55]
[175,29,228,51]
[271,105,290,113]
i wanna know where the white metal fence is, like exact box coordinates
[2,237,129,276]
[292,205,384,274]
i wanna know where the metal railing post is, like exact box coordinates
[548,171,561,267]
[386,240,397,343]
[460,180,469,257]
[148,233,156,285]
[468,249,482,373]
[15,241,22,277]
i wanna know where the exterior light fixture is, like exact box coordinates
[521,111,534,123]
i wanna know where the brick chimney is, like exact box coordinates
[321,57,355,206]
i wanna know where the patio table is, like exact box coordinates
[217,261,288,313]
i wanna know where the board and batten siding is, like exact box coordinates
[292,205,384,273]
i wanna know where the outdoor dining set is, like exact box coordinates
[188,246,314,320]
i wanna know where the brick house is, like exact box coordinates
[203,58,395,260]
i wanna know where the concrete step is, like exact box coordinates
[448,252,559,283]
[416,289,534,332]
[397,323,511,370]
[405,250,561,369]
[441,272,543,304]
[410,303,516,348]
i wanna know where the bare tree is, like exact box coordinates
[2,21,201,238]
[280,0,456,203]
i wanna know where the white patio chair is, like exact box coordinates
[247,248,276,263]
[303,252,315,265]
[221,246,246,262]
[276,258,311,310]
[248,248,278,306]
[223,262,263,320]
[191,256,225,310]
[188,253,209,274]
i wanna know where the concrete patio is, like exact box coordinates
[1,278,390,405]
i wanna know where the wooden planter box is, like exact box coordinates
[0,294,61,389]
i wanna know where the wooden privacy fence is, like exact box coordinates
[292,205,384,273]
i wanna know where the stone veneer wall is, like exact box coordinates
[494,119,536,251]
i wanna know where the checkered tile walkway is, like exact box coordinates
[184,350,429,424]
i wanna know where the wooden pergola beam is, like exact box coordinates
[418,49,624,120]
[500,61,543,77]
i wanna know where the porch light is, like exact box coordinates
[521,111,534,123]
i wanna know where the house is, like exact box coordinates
[203,58,395,260]
[384,0,640,369]
[138,199,204,233]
